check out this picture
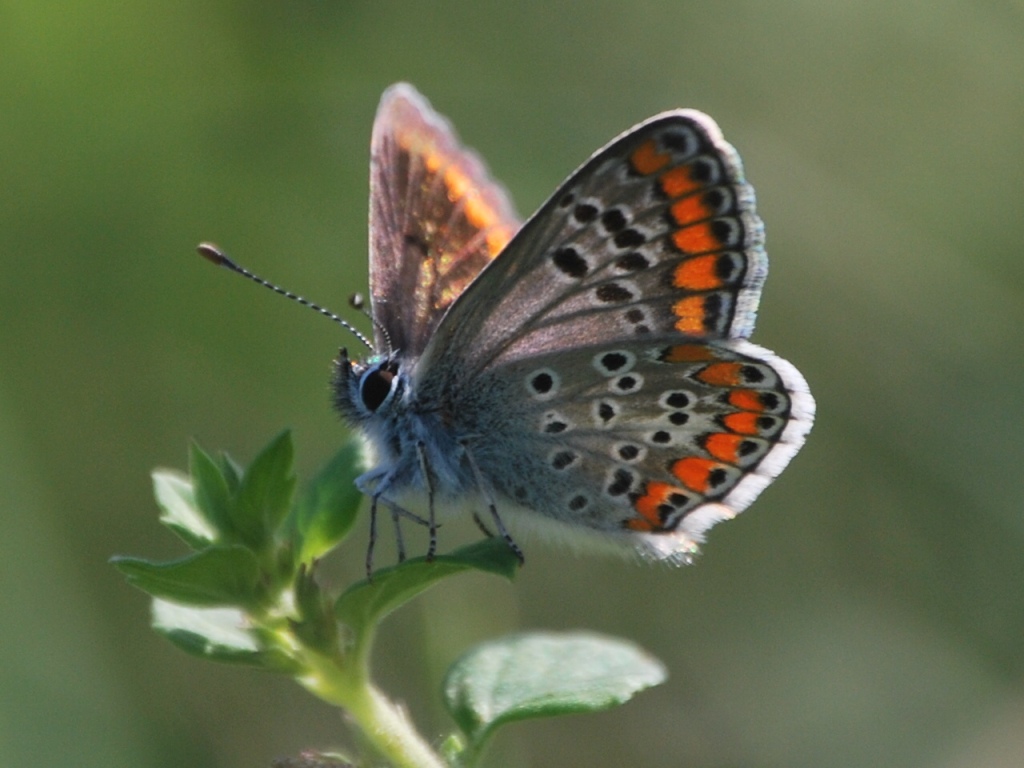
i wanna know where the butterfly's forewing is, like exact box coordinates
[369,84,521,356]
[422,111,767,371]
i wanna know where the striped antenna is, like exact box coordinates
[196,242,374,352]
[349,292,393,357]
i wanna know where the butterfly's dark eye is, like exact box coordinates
[360,365,396,412]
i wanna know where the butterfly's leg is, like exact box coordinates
[356,469,388,579]
[461,440,525,565]
[388,502,406,562]
[366,493,379,579]
[357,468,432,573]
[415,440,438,561]
[472,512,494,538]
[369,496,422,573]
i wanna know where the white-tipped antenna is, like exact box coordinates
[349,292,394,357]
[197,242,374,352]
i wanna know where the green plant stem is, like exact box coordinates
[298,648,446,768]
[348,683,447,768]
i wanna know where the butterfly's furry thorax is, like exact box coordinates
[331,347,484,504]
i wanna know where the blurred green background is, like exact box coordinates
[3,2,1023,766]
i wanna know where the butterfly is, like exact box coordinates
[321,83,815,570]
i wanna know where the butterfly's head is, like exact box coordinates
[332,347,403,424]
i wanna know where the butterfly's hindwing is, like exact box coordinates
[457,337,811,557]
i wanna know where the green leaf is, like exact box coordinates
[111,545,265,608]
[438,733,466,766]
[290,563,339,654]
[290,438,364,563]
[153,469,216,549]
[232,430,296,551]
[188,441,233,539]
[219,452,244,494]
[442,631,667,750]
[151,599,298,672]
[335,538,519,639]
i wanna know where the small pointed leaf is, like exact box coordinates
[189,441,233,539]
[290,563,339,654]
[290,438,364,563]
[438,733,466,766]
[335,539,518,638]
[443,632,667,749]
[232,430,296,550]
[112,545,265,608]
[152,599,298,672]
[153,469,216,549]
[219,452,244,493]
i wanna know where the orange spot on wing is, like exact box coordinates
[630,140,671,175]
[633,481,684,526]
[671,222,719,254]
[696,362,743,386]
[424,150,443,174]
[661,344,717,363]
[722,412,760,435]
[486,228,512,257]
[670,196,712,226]
[444,166,471,201]
[463,195,495,230]
[704,433,746,464]
[673,254,723,290]
[660,165,702,198]
[672,296,710,334]
[729,389,768,412]
[671,457,717,493]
